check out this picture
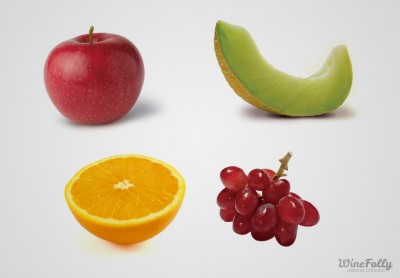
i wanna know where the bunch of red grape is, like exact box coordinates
[217,161,319,246]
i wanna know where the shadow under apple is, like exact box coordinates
[117,96,162,123]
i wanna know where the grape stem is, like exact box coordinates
[273,152,292,180]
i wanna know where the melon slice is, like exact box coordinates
[214,20,353,116]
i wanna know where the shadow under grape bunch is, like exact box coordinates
[216,152,320,247]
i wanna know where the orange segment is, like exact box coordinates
[65,154,185,244]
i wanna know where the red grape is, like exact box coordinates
[251,203,278,232]
[216,188,236,209]
[277,196,305,224]
[274,220,298,247]
[262,168,275,180]
[219,208,236,222]
[220,166,247,191]
[263,179,290,204]
[235,187,259,215]
[251,228,275,241]
[218,159,320,246]
[233,214,252,235]
[247,169,271,191]
[299,200,320,226]
[288,192,301,199]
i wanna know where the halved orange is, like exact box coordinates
[65,154,185,244]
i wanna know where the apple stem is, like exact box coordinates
[273,152,292,180]
[89,26,94,44]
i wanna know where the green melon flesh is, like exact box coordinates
[215,20,353,116]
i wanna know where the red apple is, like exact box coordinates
[44,27,144,124]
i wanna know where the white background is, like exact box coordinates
[1,0,399,277]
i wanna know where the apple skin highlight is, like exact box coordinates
[44,31,144,124]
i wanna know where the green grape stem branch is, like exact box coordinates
[273,152,292,180]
